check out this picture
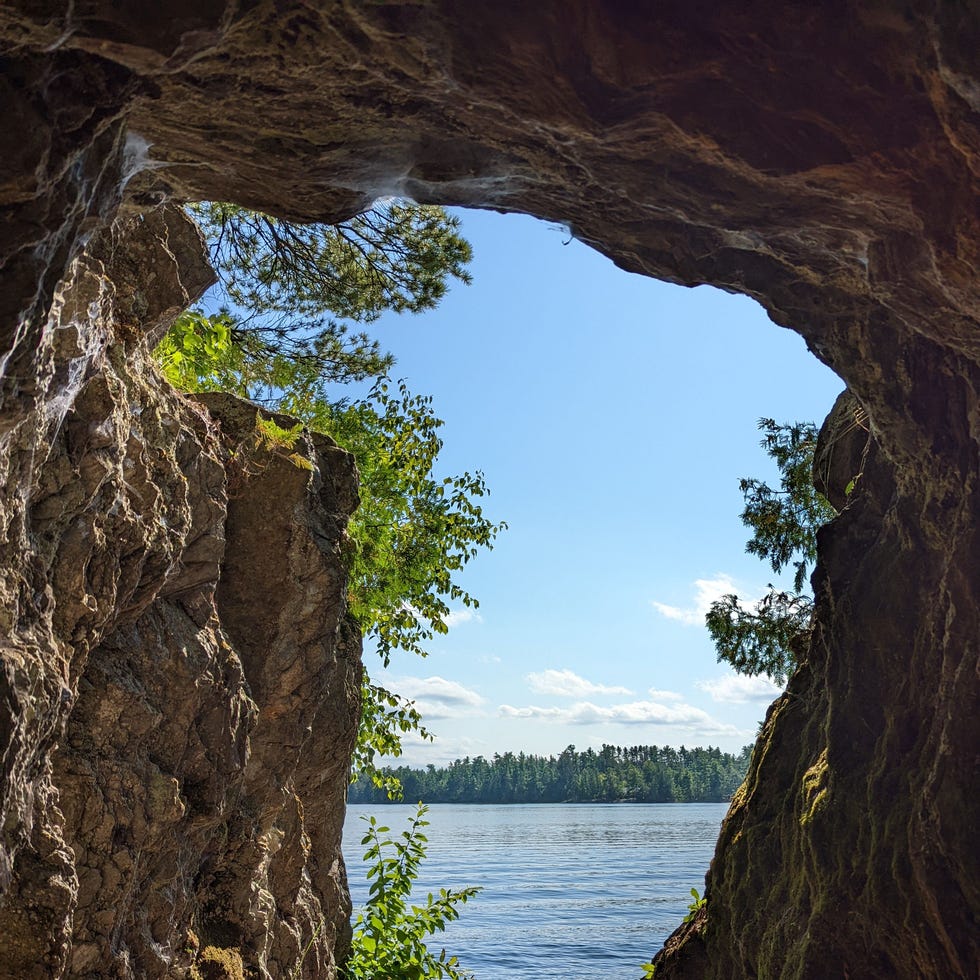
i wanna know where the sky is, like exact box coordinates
[336,207,845,767]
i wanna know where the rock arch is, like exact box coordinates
[1,3,977,977]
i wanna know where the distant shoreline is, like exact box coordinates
[348,742,751,807]
[348,798,733,805]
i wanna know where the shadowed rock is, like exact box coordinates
[1,2,978,977]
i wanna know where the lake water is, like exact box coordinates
[342,803,727,979]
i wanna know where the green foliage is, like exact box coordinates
[252,415,316,472]
[344,804,480,980]
[156,308,234,390]
[706,419,837,683]
[705,590,812,683]
[738,420,836,594]
[348,743,754,805]
[683,887,706,923]
[311,380,504,667]
[154,200,502,795]
[351,678,434,801]
[163,199,472,406]
[156,303,391,403]
[192,200,472,323]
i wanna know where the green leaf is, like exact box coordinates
[345,804,480,980]
[707,419,838,681]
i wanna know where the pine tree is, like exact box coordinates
[705,419,837,683]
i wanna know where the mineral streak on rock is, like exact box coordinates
[1,1,978,977]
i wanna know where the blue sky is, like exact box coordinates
[340,207,844,766]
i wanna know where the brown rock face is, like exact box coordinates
[0,207,360,977]
[1,2,978,977]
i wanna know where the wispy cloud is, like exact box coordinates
[647,687,684,701]
[386,675,487,720]
[525,668,633,698]
[651,575,739,626]
[697,674,784,704]
[499,698,740,736]
[444,607,482,629]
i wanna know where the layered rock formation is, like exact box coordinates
[1,207,361,977]
[1,1,978,977]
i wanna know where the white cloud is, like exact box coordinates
[651,575,740,626]
[386,675,486,720]
[697,674,784,704]
[394,675,485,706]
[647,687,684,701]
[499,698,740,736]
[386,731,489,767]
[444,607,482,628]
[525,668,633,698]
[499,704,565,720]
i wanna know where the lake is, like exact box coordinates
[342,803,727,979]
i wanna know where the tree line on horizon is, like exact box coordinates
[348,742,753,805]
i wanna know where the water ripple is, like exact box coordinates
[344,803,727,980]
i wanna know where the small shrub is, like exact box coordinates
[344,803,480,980]
[683,887,706,923]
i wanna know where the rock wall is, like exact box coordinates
[0,207,361,977]
[1,2,978,977]
[654,389,978,977]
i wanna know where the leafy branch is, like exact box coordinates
[707,419,836,683]
[344,804,480,980]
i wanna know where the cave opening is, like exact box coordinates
[337,206,843,978]
[2,4,977,976]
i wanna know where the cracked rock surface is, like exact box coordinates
[1,2,978,977]
[1,208,360,978]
